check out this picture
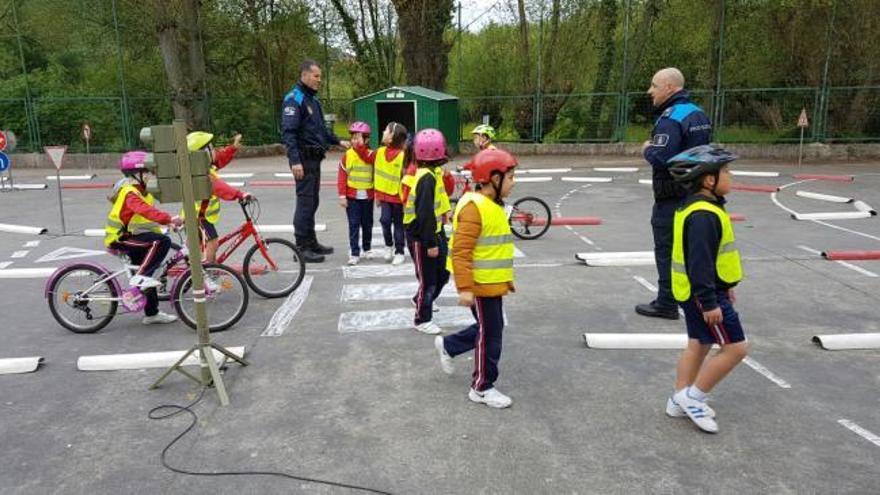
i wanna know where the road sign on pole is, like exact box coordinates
[0,131,7,152]
[82,123,92,174]
[44,146,68,233]
[0,152,9,173]
[797,108,809,168]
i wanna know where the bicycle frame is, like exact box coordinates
[212,201,280,272]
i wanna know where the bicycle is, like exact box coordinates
[450,170,552,240]
[46,234,249,334]
[162,197,305,299]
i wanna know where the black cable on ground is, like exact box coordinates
[148,388,393,495]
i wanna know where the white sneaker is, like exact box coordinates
[348,255,360,265]
[383,247,394,262]
[130,275,162,289]
[392,253,405,265]
[434,336,454,374]
[361,250,375,260]
[142,312,178,325]
[468,388,512,409]
[414,321,443,335]
[673,389,718,433]
[666,396,715,418]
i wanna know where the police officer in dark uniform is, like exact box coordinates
[636,67,712,319]
[281,59,350,263]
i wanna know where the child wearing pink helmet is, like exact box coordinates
[104,151,184,325]
[400,129,453,335]
[337,121,377,265]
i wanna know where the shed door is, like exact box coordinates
[377,101,416,137]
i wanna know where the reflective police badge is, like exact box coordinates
[283,106,297,116]
[651,134,669,147]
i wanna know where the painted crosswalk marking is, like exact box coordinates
[338,306,474,333]
[261,276,314,337]
[343,264,415,279]
[341,282,456,302]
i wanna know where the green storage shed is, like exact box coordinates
[352,86,460,154]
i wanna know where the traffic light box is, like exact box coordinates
[139,125,212,203]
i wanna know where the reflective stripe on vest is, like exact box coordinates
[446,192,515,284]
[403,167,451,232]
[104,184,162,247]
[671,200,743,302]
[373,146,404,195]
[345,148,374,190]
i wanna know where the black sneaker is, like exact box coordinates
[635,302,679,320]
[300,249,325,263]
[313,241,334,255]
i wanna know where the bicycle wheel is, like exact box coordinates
[242,237,305,298]
[510,196,552,240]
[172,263,248,333]
[47,264,118,333]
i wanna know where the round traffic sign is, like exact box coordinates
[0,151,10,172]
[0,131,6,151]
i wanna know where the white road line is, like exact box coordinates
[514,246,526,258]
[633,275,658,292]
[730,170,780,177]
[638,179,652,185]
[341,281,455,302]
[0,268,56,279]
[797,245,878,277]
[773,180,880,243]
[45,174,95,181]
[577,235,595,246]
[561,177,613,183]
[343,263,415,279]
[218,172,254,179]
[515,263,563,268]
[521,167,570,174]
[338,306,475,333]
[24,240,40,248]
[261,276,313,337]
[0,261,11,269]
[838,419,880,448]
[516,176,553,183]
[742,357,791,389]
[10,250,29,258]
[594,167,638,172]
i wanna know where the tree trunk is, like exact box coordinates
[391,0,454,90]
[588,0,619,138]
[512,0,534,139]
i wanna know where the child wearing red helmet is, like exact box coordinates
[435,148,517,409]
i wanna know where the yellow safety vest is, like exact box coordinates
[446,192,514,283]
[671,200,743,302]
[104,184,163,247]
[373,146,404,195]
[183,168,220,224]
[345,148,374,191]
[402,167,451,232]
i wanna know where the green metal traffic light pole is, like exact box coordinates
[149,120,247,406]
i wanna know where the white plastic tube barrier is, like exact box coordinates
[45,174,96,181]
[0,268,57,279]
[795,190,853,203]
[77,346,246,371]
[792,211,873,221]
[853,200,877,215]
[225,181,246,187]
[594,167,639,172]
[515,177,553,183]
[576,251,653,261]
[273,172,293,178]
[638,179,652,185]
[83,229,104,237]
[256,224,326,233]
[561,177,613,183]
[583,258,656,267]
[583,333,687,349]
[0,223,48,235]
[11,184,48,190]
[812,333,880,350]
[0,356,44,375]
[217,173,254,179]
[730,170,780,177]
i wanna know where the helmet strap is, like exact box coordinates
[710,170,721,197]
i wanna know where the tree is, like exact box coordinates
[391,0,454,89]
[329,0,399,92]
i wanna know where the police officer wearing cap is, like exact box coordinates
[636,67,712,320]
[281,59,350,263]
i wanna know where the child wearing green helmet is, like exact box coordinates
[471,124,497,151]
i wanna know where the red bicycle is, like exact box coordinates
[160,197,305,299]
[450,171,551,240]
